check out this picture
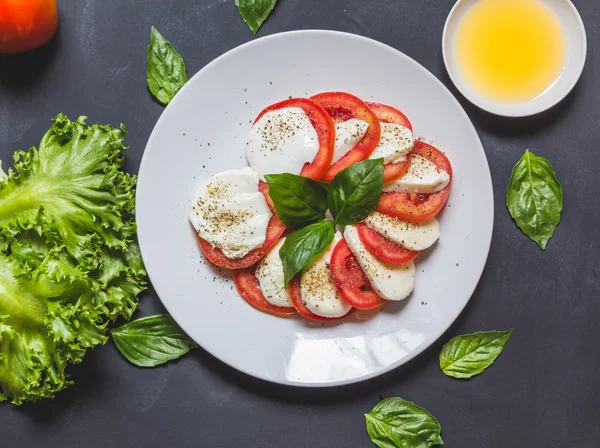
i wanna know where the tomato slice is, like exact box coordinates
[376,141,453,223]
[233,266,296,316]
[288,275,350,322]
[366,102,413,131]
[310,92,381,182]
[329,239,386,311]
[355,223,419,264]
[253,98,335,180]
[366,102,414,183]
[196,181,286,269]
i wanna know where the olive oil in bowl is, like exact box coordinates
[454,0,566,104]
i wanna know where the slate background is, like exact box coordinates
[1,0,599,446]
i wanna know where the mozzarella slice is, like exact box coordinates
[300,232,352,318]
[370,123,414,164]
[383,155,450,194]
[333,119,369,163]
[255,238,292,308]
[344,226,415,301]
[246,107,320,177]
[189,167,272,259]
[363,212,440,251]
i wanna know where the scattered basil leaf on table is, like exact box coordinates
[439,329,513,379]
[235,0,278,35]
[328,158,384,225]
[147,26,188,105]
[506,149,563,250]
[365,397,443,448]
[111,314,197,367]
[279,220,334,284]
[264,173,328,228]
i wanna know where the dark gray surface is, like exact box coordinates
[1,0,599,446]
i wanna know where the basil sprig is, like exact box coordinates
[279,221,334,284]
[264,173,328,228]
[111,314,197,367]
[506,149,563,249]
[328,158,384,225]
[235,0,278,35]
[147,27,188,105]
[365,397,443,448]
[439,329,512,379]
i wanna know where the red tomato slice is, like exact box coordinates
[254,98,335,180]
[288,275,351,322]
[196,181,286,269]
[366,102,413,131]
[355,223,419,264]
[329,239,386,311]
[383,152,413,183]
[367,102,414,183]
[310,92,381,182]
[233,266,296,316]
[377,141,453,223]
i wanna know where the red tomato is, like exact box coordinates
[366,102,414,182]
[377,141,452,223]
[309,92,381,182]
[233,266,296,316]
[355,223,419,264]
[329,239,386,311]
[0,0,58,54]
[254,98,335,181]
[288,275,351,322]
[366,102,413,131]
[196,181,286,270]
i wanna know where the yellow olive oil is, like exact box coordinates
[455,0,566,103]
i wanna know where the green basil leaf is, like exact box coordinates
[264,173,328,228]
[328,158,384,226]
[235,0,278,35]
[111,314,197,367]
[439,329,512,379]
[147,27,188,105]
[279,221,334,284]
[506,149,563,249]
[365,397,443,448]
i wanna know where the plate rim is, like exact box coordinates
[136,29,495,387]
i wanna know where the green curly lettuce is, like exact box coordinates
[0,115,146,404]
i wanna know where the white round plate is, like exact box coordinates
[443,0,587,117]
[137,30,493,387]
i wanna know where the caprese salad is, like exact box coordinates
[189,92,452,322]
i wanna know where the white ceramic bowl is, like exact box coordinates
[137,30,494,387]
[442,0,587,117]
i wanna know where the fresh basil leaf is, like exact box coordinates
[147,26,188,105]
[264,173,328,228]
[328,158,384,226]
[365,397,443,448]
[111,314,197,367]
[235,0,278,35]
[279,221,334,284]
[506,149,562,249]
[439,329,512,379]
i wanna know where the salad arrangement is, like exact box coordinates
[189,92,453,321]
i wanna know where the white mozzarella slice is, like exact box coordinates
[332,119,369,163]
[189,167,272,259]
[255,238,292,308]
[363,212,440,251]
[344,226,415,301]
[370,123,414,164]
[246,107,320,177]
[300,232,352,318]
[383,155,450,194]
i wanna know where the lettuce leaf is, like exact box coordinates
[0,115,146,404]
